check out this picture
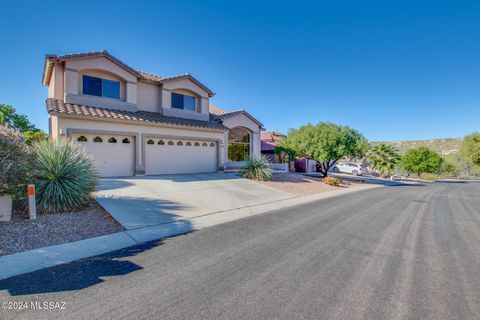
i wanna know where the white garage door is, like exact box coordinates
[72,133,135,177]
[145,138,217,175]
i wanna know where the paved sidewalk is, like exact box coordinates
[0,184,380,280]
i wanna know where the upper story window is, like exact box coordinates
[172,92,196,111]
[83,75,120,99]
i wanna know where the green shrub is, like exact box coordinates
[33,139,97,213]
[0,125,32,204]
[323,176,340,186]
[239,155,272,181]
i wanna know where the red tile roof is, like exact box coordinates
[46,99,228,131]
[260,131,286,151]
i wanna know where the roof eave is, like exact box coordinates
[42,56,58,86]
[216,110,264,130]
[160,75,215,97]
[48,111,228,132]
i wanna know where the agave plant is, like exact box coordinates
[239,155,273,181]
[368,143,400,177]
[34,139,97,213]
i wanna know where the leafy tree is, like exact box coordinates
[279,122,368,177]
[439,160,459,177]
[401,146,443,177]
[0,104,47,145]
[443,153,480,177]
[368,143,400,176]
[23,130,48,146]
[0,104,37,132]
[274,145,296,163]
[461,132,480,166]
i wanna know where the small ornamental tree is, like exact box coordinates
[279,123,368,177]
[368,143,400,177]
[0,104,48,145]
[461,132,480,166]
[0,125,32,204]
[401,146,443,177]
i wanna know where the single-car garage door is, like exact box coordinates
[145,138,217,175]
[72,133,135,177]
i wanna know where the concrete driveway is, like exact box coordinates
[95,172,294,230]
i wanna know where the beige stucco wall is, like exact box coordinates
[47,63,64,100]
[137,82,162,113]
[161,78,210,121]
[46,56,213,122]
[63,56,138,111]
[54,116,227,173]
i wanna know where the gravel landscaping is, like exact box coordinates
[258,172,350,196]
[0,199,124,256]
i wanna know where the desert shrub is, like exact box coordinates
[239,155,272,181]
[439,160,459,177]
[22,130,48,146]
[323,176,340,186]
[33,139,97,213]
[0,125,32,204]
[419,173,439,181]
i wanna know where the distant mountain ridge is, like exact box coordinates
[372,138,462,155]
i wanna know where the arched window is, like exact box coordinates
[158,140,165,145]
[108,137,117,143]
[177,141,183,146]
[202,142,208,147]
[228,127,250,161]
[122,138,130,144]
[168,141,174,145]
[194,142,200,147]
[77,135,87,142]
[210,142,215,147]
[93,136,103,143]
[186,141,192,146]
[147,139,155,145]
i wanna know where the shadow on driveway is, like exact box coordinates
[0,236,189,296]
[95,197,190,230]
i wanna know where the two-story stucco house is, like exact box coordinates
[42,50,263,177]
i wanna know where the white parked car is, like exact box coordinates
[332,163,363,176]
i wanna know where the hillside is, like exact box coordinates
[372,138,462,155]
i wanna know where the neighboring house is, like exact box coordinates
[261,131,286,163]
[42,50,263,177]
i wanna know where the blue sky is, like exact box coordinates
[1,0,479,141]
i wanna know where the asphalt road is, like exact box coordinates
[1,181,480,320]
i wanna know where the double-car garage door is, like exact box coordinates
[73,133,218,177]
[145,138,217,175]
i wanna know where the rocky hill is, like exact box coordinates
[372,138,462,155]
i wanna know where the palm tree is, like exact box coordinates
[368,143,400,177]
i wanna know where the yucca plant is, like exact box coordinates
[239,155,273,181]
[33,139,97,213]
